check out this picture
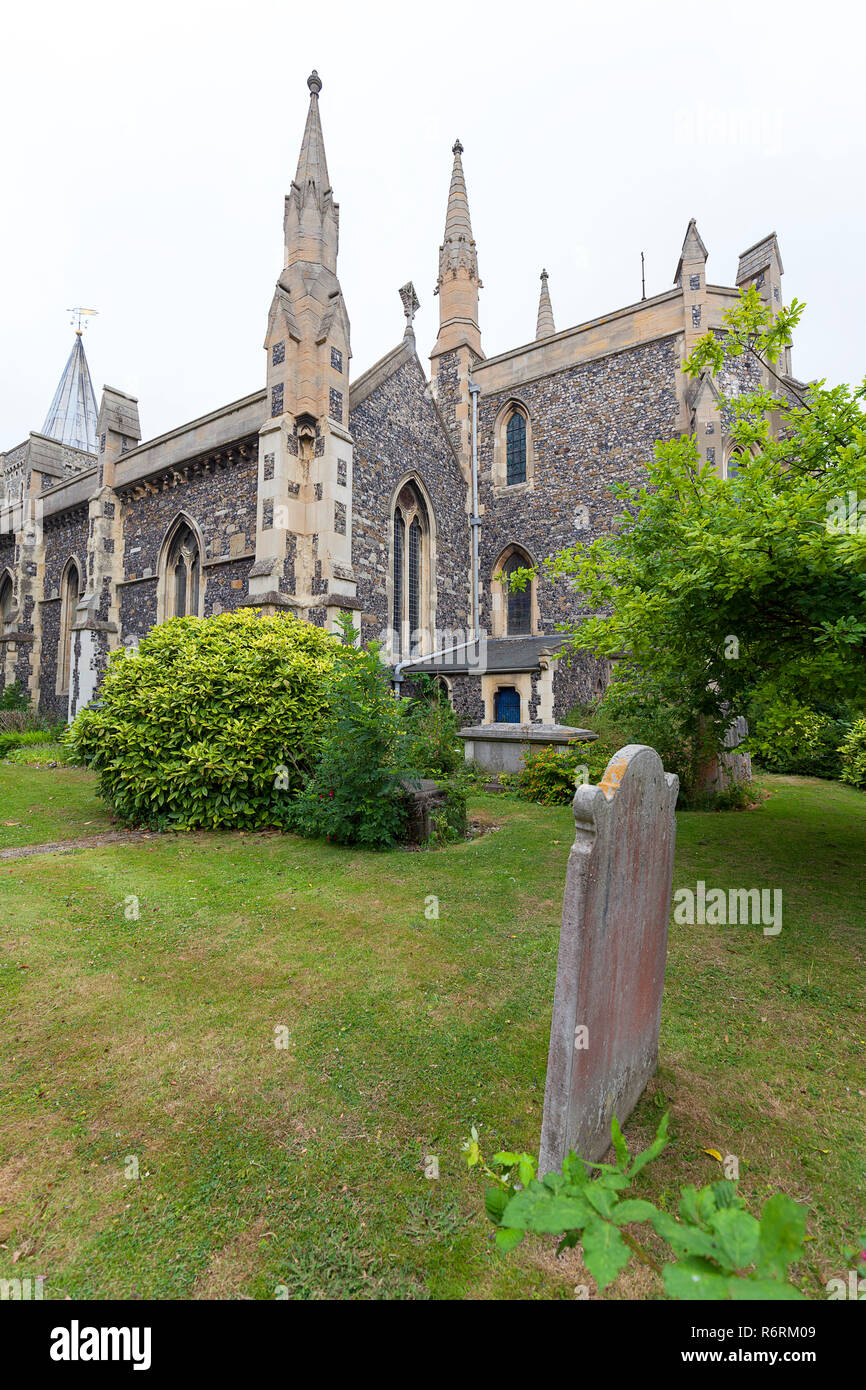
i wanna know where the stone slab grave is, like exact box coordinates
[539,744,679,1173]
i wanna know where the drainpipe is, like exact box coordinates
[393,378,483,698]
[469,379,481,642]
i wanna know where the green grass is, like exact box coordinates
[0,768,863,1299]
[0,764,115,847]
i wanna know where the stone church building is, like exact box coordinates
[1,72,797,727]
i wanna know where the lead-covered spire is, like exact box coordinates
[42,331,98,454]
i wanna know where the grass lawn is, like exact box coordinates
[0,764,863,1299]
[0,764,115,847]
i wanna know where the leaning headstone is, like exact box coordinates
[538,745,679,1173]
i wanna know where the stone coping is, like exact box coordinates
[458,723,597,744]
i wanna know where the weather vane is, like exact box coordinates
[67,307,99,336]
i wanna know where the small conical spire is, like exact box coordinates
[293,70,331,199]
[433,139,481,357]
[674,218,708,286]
[536,268,556,339]
[284,69,338,273]
[444,139,473,242]
[42,331,98,453]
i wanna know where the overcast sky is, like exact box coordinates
[2,0,864,448]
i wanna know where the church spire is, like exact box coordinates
[293,69,330,200]
[536,268,556,339]
[432,139,481,357]
[42,330,99,454]
[284,70,338,272]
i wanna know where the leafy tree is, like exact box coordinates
[510,289,866,768]
[286,641,411,848]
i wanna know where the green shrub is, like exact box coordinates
[748,688,850,779]
[839,718,866,790]
[0,681,29,712]
[515,738,620,806]
[400,677,463,778]
[0,727,64,758]
[66,609,341,830]
[4,741,71,766]
[426,782,468,845]
[595,670,717,805]
[286,644,410,849]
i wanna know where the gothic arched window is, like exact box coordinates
[393,511,405,655]
[391,482,431,659]
[506,409,527,485]
[161,518,202,621]
[58,559,81,695]
[725,447,746,480]
[0,571,14,636]
[504,552,531,635]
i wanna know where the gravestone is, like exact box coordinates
[538,745,679,1173]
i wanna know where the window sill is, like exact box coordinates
[492,480,534,498]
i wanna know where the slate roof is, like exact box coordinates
[400,634,567,675]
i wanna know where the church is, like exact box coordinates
[0,71,799,727]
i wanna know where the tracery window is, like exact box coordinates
[506,409,527,485]
[0,572,14,636]
[726,447,746,480]
[391,482,431,658]
[58,559,81,694]
[161,518,202,620]
[503,551,532,636]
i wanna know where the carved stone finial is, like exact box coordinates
[399,282,420,335]
[307,70,322,95]
[452,138,463,156]
[541,267,549,281]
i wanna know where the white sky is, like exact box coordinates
[2,0,864,448]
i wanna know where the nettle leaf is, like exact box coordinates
[541,1171,566,1194]
[709,1207,761,1270]
[584,1183,617,1219]
[754,1194,808,1279]
[628,1111,670,1179]
[663,1258,734,1301]
[678,1185,701,1225]
[580,1218,631,1292]
[610,1115,629,1169]
[517,1156,536,1188]
[651,1210,722,1264]
[728,1276,806,1302]
[484,1186,509,1225]
[494,1227,525,1254]
[501,1187,592,1234]
[611,1199,658,1225]
[562,1152,589,1187]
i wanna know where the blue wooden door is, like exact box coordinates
[495,687,521,723]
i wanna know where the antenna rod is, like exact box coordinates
[640,252,646,301]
